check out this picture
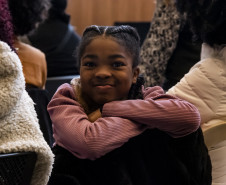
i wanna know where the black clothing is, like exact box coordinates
[48,128,212,185]
[163,23,202,90]
[27,88,54,146]
[28,19,81,77]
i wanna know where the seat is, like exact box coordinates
[45,75,80,99]
[0,152,37,185]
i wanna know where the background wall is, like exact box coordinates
[66,0,156,36]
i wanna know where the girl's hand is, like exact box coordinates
[88,109,101,122]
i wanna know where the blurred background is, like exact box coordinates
[66,0,156,35]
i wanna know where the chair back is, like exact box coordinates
[0,152,37,185]
[45,75,80,99]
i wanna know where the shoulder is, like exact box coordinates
[0,41,23,73]
[0,41,25,118]
[48,83,79,111]
[15,41,45,58]
[54,83,76,98]
[187,57,225,87]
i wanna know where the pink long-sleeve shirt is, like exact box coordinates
[47,83,200,160]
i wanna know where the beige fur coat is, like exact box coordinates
[0,41,54,185]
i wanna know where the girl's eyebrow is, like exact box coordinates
[108,54,126,59]
[82,54,126,60]
[82,54,98,59]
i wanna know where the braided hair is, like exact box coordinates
[76,25,144,100]
[176,0,226,46]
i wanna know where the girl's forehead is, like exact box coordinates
[81,37,134,65]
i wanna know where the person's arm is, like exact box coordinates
[47,84,146,160]
[102,86,200,138]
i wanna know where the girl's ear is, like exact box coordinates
[132,67,140,84]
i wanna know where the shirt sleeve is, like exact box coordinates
[47,83,146,160]
[102,86,200,138]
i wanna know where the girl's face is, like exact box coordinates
[80,37,139,105]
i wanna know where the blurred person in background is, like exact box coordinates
[8,0,50,89]
[26,0,81,77]
[139,0,201,90]
[167,0,226,183]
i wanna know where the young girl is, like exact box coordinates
[47,25,210,185]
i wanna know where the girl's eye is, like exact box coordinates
[83,61,96,67]
[112,62,125,68]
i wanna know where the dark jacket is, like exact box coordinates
[48,127,212,185]
[28,19,81,77]
[163,22,202,90]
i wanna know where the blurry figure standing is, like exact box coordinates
[27,0,81,77]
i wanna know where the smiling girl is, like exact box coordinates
[47,25,210,185]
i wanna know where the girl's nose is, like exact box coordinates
[95,66,111,79]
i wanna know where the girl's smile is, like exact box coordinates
[95,84,114,93]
